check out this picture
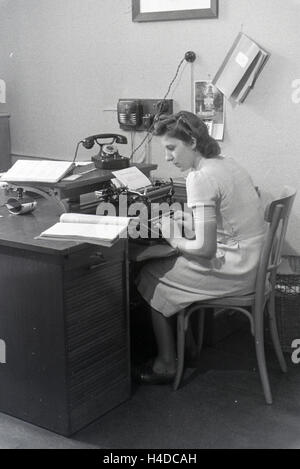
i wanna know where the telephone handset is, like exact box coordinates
[82,133,130,170]
[82,133,127,149]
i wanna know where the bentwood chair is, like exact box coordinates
[174,187,296,404]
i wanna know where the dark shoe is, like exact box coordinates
[134,361,175,385]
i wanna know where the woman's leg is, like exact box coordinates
[151,307,176,375]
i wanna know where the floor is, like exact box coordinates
[1,326,300,449]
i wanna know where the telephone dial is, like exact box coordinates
[82,133,130,170]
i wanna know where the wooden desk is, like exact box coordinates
[6,162,157,213]
[0,200,130,435]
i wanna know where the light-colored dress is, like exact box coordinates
[137,156,266,317]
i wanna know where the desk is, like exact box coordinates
[0,113,11,171]
[0,200,130,435]
[6,162,157,213]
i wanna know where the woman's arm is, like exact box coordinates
[173,209,195,240]
[161,205,217,259]
[129,243,177,262]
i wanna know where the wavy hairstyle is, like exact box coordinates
[153,110,220,159]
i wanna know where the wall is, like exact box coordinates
[0,0,299,253]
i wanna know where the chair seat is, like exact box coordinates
[198,294,255,308]
[192,284,271,309]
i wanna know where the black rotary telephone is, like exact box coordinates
[82,133,130,170]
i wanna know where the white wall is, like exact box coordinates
[0,0,299,253]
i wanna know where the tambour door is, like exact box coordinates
[63,241,131,434]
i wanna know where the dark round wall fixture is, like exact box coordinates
[185,51,196,63]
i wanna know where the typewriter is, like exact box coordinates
[95,178,175,243]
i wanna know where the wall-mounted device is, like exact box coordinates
[117,99,173,131]
[82,133,129,170]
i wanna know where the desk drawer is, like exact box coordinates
[63,240,126,275]
[63,241,130,433]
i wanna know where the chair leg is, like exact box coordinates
[173,312,186,391]
[254,306,273,404]
[196,308,205,358]
[185,308,205,362]
[267,294,287,373]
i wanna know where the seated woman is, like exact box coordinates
[135,110,266,384]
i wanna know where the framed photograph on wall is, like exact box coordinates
[132,0,218,22]
[194,80,225,140]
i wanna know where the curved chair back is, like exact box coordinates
[255,186,296,307]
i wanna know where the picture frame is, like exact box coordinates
[194,80,225,140]
[132,0,218,22]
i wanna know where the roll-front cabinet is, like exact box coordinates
[0,239,130,436]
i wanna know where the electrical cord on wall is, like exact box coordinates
[130,130,135,157]
[130,51,196,160]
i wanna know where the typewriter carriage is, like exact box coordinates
[95,178,175,241]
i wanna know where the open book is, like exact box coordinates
[4,159,74,183]
[38,213,132,247]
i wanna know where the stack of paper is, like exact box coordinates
[213,33,270,104]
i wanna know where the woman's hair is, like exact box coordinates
[153,110,220,159]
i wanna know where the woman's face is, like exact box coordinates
[162,135,197,172]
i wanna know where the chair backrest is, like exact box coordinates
[255,186,297,304]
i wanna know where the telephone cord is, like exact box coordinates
[130,56,186,160]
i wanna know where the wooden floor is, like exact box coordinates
[1,326,300,449]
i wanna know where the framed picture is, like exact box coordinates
[132,0,218,22]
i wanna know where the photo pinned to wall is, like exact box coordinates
[194,81,225,140]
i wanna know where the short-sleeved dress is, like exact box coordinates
[136,156,266,317]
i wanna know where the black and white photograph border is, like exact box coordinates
[0,0,300,452]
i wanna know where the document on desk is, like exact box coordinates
[37,213,133,247]
[112,167,152,191]
[4,159,74,183]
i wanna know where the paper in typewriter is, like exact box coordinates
[112,167,152,191]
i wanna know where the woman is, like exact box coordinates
[136,111,266,384]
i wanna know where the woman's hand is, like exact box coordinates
[173,210,195,240]
[156,214,182,249]
[158,206,217,259]
[160,214,182,238]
